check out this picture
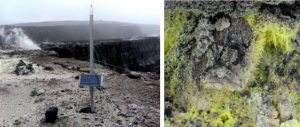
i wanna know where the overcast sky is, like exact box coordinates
[0,0,161,25]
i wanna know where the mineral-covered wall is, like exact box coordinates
[164,1,300,127]
[40,37,160,74]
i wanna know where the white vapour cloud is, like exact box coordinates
[0,27,40,50]
[0,27,5,37]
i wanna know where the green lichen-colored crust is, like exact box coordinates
[0,58,20,73]
[164,10,197,106]
[171,88,256,127]
[289,80,300,122]
[164,118,174,127]
[290,88,300,121]
[164,10,197,55]
[165,10,200,105]
[280,119,300,127]
[245,12,300,123]
[245,13,299,72]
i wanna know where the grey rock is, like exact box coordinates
[249,91,278,127]
[127,71,141,79]
[14,60,37,75]
[44,66,54,71]
[194,119,203,127]
[37,89,45,95]
[212,112,219,119]
[278,98,296,121]
[292,84,300,94]
[30,90,38,97]
[215,18,230,31]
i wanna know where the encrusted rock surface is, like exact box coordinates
[165,1,300,127]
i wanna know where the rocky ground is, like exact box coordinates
[0,49,160,127]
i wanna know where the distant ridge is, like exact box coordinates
[11,20,160,36]
[13,20,131,27]
[1,20,160,43]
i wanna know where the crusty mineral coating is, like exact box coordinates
[165,1,300,126]
[165,1,300,21]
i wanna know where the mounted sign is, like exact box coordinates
[79,74,103,87]
[76,5,101,113]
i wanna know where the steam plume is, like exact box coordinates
[0,27,40,50]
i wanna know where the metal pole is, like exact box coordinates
[90,5,94,113]
[90,87,94,112]
[90,5,94,74]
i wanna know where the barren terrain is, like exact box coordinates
[0,49,160,127]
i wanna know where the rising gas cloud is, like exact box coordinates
[0,27,40,50]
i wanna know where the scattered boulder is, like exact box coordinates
[34,98,45,103]
[47,51,58,57]
[30,90,38,97]
[0,86,9,94]
[39,98,45,102]
[14,60,36,75]
[79,107,94,113]
[96,86,105,90]
[37,89,45,95]
[54,62,80,71]
[44,66,54,71]
[127,71,141,79]
[13,120,21,125]
[61,89,71,92]
[17,60,27,67]
[103,71,115,76]
[146,72,160,80]
[71,66,80,70]
[67,66,78,70]
[45,107,58,123]
[116,120,122,125]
